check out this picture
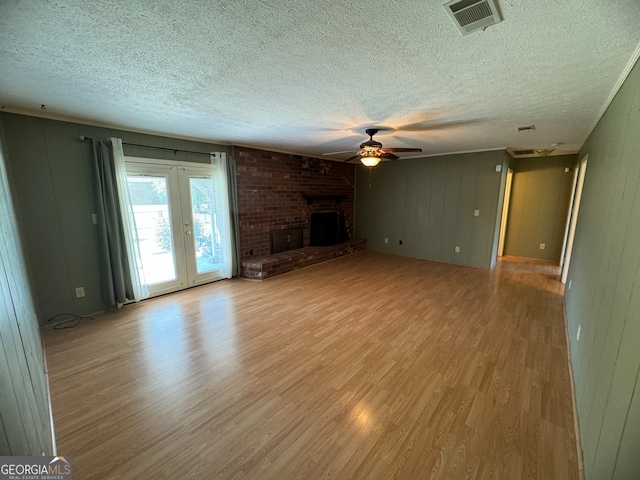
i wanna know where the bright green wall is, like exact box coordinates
[0,112,231,323]
[504,155,577,262]
[355,150,508,268]
[565,58,640,479]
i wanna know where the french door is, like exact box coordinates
[125,157,231,297]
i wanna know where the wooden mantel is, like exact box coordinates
[301,194,347,205]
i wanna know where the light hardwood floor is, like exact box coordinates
[43,251,580,479]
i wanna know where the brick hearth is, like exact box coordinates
[241,238,367,280]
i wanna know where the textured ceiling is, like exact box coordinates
[1,0,639,160]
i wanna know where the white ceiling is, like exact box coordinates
[1,0,639,160]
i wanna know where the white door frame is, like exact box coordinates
[498,168,513,257]
[125,157,225,297]
[561,155,588,284]
[125,162,189,296]
[177,165,228,288]
[559,165,580,267]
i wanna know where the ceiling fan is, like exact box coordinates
[323,128,423,167]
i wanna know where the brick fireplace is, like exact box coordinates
[234,146,356,262]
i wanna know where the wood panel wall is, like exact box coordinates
[564,57,640,479]
[354,150,508,268]
[0,120,54,455]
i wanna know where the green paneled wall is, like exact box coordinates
[355,150,508,268]
[504,155,577,262]
[0,122,54,455]
[565,58,640,479]
[0,112,231,323]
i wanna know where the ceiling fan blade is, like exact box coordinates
[342,155,361,163]
[323,150,357,156]
[382,148,423,153]
[380,152,399,160]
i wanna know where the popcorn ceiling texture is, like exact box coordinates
[0,0,639,159]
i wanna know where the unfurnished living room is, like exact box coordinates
[1,1,639,479]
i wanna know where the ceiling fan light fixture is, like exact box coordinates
[360,156,381,167]
[329,129,421,165]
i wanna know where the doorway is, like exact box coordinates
[498,168,514,256]
[561,155,588,284]
[125,157,232,297]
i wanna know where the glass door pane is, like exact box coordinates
[127,176,177,285]
[125,163,188,297]
[179,167,226,286]
[189,177,218,275]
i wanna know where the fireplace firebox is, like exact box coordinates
[309,211,345,247]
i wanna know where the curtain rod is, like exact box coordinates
[79,135,213,157]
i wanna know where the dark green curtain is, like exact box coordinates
[91,139,135,305]
[226,154,241,276]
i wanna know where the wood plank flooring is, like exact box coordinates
[42,251,580,479]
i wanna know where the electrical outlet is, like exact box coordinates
[91,213,97,224]
[384,238,388,244]
[75,287,85,298]
[540,243,546,250]
[577,325,581,342]
[474,209,480,217]
[455,246,460,253]
[399,240,403,245]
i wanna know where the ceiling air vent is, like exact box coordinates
[507,148,537,159]
[443,0,502,35]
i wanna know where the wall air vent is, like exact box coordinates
[443,0,502,35]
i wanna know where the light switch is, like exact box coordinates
[474,210,480,217]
